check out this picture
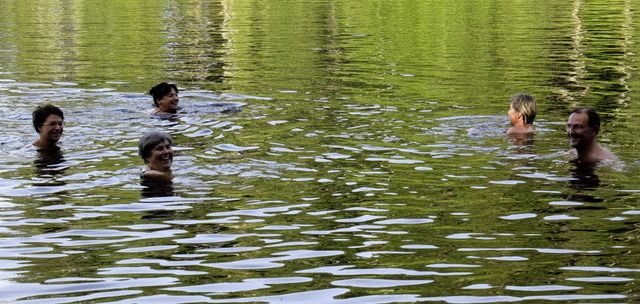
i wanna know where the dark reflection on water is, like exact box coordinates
[33,148,67,186]
[507,132,535,148]
[565,161,604,204]
[140,175,174,198]
[568,160,601,191]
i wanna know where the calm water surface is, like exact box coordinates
[0,0,639,303]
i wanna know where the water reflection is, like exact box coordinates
[140,175,174,198]
[33,148,67,186]
[508,133,535,148]
[566,160,603,203]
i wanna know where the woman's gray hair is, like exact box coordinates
[138,131,173,162]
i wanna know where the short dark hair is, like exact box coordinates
[32,104,64,133]
[572,107,601,133]
[138,131,173,163]
[149,82,179,107]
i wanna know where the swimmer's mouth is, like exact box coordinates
[161,154,173,162]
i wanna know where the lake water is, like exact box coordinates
[1,0,639,303]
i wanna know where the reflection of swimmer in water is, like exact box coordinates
[567,107,617,165]
[138,131,174,177]
[506,93,536,136]
[149,82,180,115]
[140,175,174,198]
[569,160,601,191]
[34,148,67,177]
[564,159,604,204]
[32,104,64,151]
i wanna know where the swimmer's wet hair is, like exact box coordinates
[32,104,64,133]
[510,93,537,125]
[138,131,173,162]
[149,82,178,107]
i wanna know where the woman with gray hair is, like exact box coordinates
[138,131,174,176]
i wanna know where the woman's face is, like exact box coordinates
[508,105,520,126]
[146,139,174,172]
[156,88,179,114]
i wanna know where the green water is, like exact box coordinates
[0,0,639,303]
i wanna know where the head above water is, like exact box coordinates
[138,131,173,163]
[510,93,537,125]
[32,104,64,133]
[570,107,601,134]
[149,82,179,107]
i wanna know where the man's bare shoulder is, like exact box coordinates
[596,145,617,161]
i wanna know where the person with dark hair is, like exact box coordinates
[507,93,537,135]
[32,104,64,150]
[149,82,179,114]
[567,107,616,163]
[138,131,174,176]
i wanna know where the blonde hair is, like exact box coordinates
[510,93,537,125]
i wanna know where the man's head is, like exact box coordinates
[32,104,64,148]
[509,93,537,125]
[567,107,600,149]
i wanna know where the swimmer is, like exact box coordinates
[149,82,179,115]
[138,131,174,176]
[567,107,617,164]
[507,93,537,135]
[32,104,64,151]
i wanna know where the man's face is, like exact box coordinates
[567,112,596,149]
[38,114,64,144]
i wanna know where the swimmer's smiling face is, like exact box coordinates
[567,112,596,149]
[146,139,174,172]
[156,88,179,114]
[38,114,64,145]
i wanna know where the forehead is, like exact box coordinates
[153,139,171,147]
[163,88,177,95]
[568,112,588,125]
[44,114,63,122]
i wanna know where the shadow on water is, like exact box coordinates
[150,113,181,122]
[140,175,175,198]
[507,132,535,147]
[566,160,603,204]
[33,148,68,186]
[139,175,178,220]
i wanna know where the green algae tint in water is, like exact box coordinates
[0,0,639,303]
